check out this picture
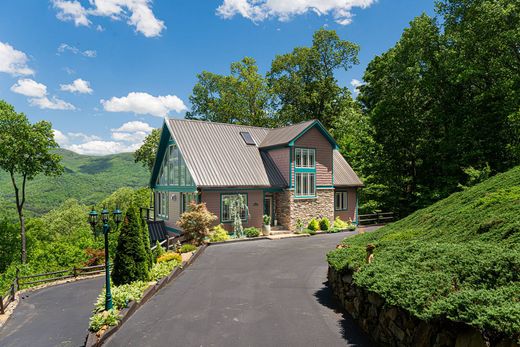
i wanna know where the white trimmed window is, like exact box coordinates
[157,192,169,219]
[295,172,316,197]
[221,194,248,222]
[335,192,348,211]
[295,148,316,168]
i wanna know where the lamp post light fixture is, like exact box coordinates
[88,205,122,311]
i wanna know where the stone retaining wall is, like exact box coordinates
[328,266,519,347]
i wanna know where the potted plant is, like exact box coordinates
[295,219,304,234]
[262,215,271,236]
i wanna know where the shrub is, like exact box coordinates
[89,309,120,332]
[149,259,180,281]
[157,252,182,263]
[140,218,153,270]
[263,214,271,225]
[244,227,260,238]
[333,217,349,230]
[84,248,105,267]
[94,281,149,313]
[209,224,230,242]
[319,217,330,231]
[152,240,165,263]
[303,228,316,235]
[179,244,197,253]
[295,219,304,233]
[327,227,341,233]
[177,202,217,245]
[111,206,150,286]
[307,218,319,231]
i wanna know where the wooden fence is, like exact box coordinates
[0,264,105,315]
[358,211,395,226]
[150,233,189,253]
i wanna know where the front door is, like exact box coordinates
[264,196,273,225]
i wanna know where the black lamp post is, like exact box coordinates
[89,206,122,311]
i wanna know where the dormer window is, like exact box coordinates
[240,132,256,145]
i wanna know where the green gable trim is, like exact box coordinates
[201,187,283,192]
[288,120,339,149]
[289,147,293,188]
[149,122,173,187]
[165,226,182,234]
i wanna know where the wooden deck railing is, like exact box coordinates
[358,211,396,226]
[0,264,105,314]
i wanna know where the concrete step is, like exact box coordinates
[268,229,292,235]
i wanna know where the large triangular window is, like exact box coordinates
[156,143,195,187]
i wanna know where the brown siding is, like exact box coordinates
[293,127,333,187]
[334,188,357,222]
[200,190,264,231]
[267,147,290,184]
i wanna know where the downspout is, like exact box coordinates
[355,189,359,225]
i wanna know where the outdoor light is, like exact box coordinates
[88,205,120,311]
[101,207,109,223]
[88,207,98,227]
[113,206,122,224]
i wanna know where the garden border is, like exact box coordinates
[84,244,207,347]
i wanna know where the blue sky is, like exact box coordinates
[0,0,434,155]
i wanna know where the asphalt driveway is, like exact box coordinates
[0,276,103,347]
[105,232,372,347]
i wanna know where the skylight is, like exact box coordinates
[240,132,256,145]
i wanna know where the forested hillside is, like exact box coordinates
[0,149,149,218]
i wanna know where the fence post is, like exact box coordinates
[0,295,4,314]
[10,284,15,300]
[73,267,77,278]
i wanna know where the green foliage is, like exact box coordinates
[0,218,18,272]
[305,228,317,236]
[177,202,217,245]
[307,218,319,231]
[89,309,120,332]
[333,217,348,230]
[111,206,149,286]
[152,241,165,262]
[319,217,330,231]
[134,128,161,172]
[149,258,180,281]
[156,252,182,263]
[262,214,271,225]
[327,166,520,339]
[179,244,197,253]
[244,227,260,238]
[94,281,149,313]
[209,224,230,242]
[359,0,520,216]
[186,57,273,127]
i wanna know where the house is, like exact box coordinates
[149,118,363,233]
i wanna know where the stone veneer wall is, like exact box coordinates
[328,266,519,347]
[275,189,334,230]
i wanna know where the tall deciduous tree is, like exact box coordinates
[0,101,63,263]
[268,28,359,130]
[186,57,273,127]
[134,128,160,172]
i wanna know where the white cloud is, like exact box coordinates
[52,0,165,37]
[350,78,363,95]
[101,92,187,117]
[11,79,47,98]
[53,120,154,155]
[60,78,93,94]
[57,43,97,58]
[112,120,154,133]
[216,0,376,25]
[30,96,76,110]
[0,42,34,76]
[52,0,90,26]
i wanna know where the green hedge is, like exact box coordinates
[327,166,520,340]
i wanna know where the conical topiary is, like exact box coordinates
[111,205,149,285]
[139,216,153,269]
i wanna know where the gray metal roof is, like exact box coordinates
[260,152,287,188]
[259,120,315,148]
[333,150,364,187]
[167,119,272,188]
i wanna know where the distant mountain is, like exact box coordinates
[0,149,150,218]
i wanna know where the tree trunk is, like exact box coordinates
[19,214,26,263]
[10,172,27,263]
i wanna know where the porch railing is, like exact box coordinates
[358,211,395,226]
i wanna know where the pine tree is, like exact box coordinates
[139,216,153,269]
[112,205,149,285]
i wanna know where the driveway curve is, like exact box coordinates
[0,276,103,347]
[106,232,372,347]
